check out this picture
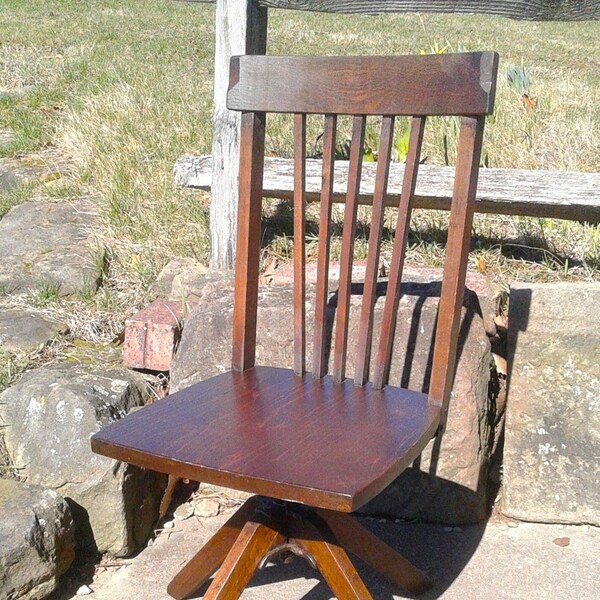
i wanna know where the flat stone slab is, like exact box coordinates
[503,282,600,525]
[0,478,74,600]
[0,308,68,352]
[85,510,599,600]
[0,199,102,296]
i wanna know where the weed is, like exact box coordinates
[506,61,533,94]
[27,280,61,308]
[419,40,451,55]
[75,281,100,304]
[394,125,410,163]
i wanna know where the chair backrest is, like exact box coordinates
[227,52,498,415]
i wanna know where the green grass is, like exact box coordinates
[0,183,33,218]
[27,279,61,308]
[0,0,599,306]
[1,0,214,289]
[267,10,600,172]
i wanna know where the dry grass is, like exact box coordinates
[267,11,600,173]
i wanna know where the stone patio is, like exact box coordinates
[59,509,599,600]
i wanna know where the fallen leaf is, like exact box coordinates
[553,537,570,547]
[522,94,537,111]
[475,256,486,273]
[494,314,508,332]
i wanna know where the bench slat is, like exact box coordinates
[174,155,600,221]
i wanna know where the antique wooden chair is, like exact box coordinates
[92,52,498,599]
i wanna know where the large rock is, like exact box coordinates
[0,199,103,296]
[171,277,494,524]
[0,309,68,352]
[150,257,210,300]
[0,364,167,556]
[503,282,600,525]
[0,478,75,600]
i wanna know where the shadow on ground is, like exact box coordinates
[189,517,486,600]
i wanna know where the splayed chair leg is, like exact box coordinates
[203,518,285,600]
[316,508,432,595]
[290,515,373,600]
[167,496,263,600]
[167,496,431,600]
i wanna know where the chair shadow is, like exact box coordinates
[325,279,484,479]
[189,514,486,599]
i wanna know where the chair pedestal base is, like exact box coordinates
[167,496,431,600]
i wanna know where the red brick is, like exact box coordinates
[123,300,190,371]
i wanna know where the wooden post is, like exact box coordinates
[210,0,267,269]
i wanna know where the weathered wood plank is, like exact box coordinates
[174,155,600,221]
[210,0,267,270]
[256,0,600,21]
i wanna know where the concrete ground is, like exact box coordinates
[64,509,600,600]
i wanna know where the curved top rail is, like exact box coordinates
[228,52,498,116]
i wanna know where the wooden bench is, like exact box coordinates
[175,154,600,222]
[182,0,600,267]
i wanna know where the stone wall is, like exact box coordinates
[0,365,167,556]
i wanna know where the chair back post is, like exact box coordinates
[293,113,308,375]
[232,109,266,372]
[312,114,338,378]
[427,115,486,424]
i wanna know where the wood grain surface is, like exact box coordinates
[428,116,484,416]
[228,53,498,116]
[91,366,440,512]
[210,0,267,269]
[167,496,262,600]
[372,116,426,389]
[354,116,395,386]
[95,51,499,598]
[175,155,600,222]
[293,113,307,376]
[333,115,366,383]
[232,111,265,372]
[316,508,432,594]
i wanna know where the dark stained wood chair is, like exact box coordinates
[92,52,498,599]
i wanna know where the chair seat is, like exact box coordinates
[91,366,441,512]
